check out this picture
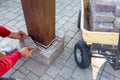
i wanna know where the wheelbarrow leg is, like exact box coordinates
[108,32,120,70]
[116,32,120,65]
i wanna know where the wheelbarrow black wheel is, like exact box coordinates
[77,10,81,29]
[74,40,91,69]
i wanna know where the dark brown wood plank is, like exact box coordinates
[21,0,55,46]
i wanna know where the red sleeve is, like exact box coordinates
[0,25,11,37]
[0,51,22,76]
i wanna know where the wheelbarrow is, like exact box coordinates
[74,0,120,70]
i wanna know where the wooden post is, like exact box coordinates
[21,0,55,46]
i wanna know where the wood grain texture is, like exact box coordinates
[21,0,55,46]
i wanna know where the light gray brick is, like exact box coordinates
[24,72,39,80]
[65,58,77,70]
[73,31,82,40]
[40,74,54,80]
[94,0,115,12]
[92,11,115,23]
[115,78,120,80]
[62,22,74,30]
[5,20,18,27]
[101,71,115,80]
[66,30,76,37]
[114,18,120,29]
[68,24,78,32]
[46,65,60,78]
[60,27,69,33]
[115,5,120,17]
[59,66,73,79]
[19,67,30,75]
[67,38,79,49]
[15,16,24,21]
[69,77,75,80]
[64,47,73,54]
[104,62,120,79]
[72,67,94,80]
[1,19,9,24]
[69,16,78,24]
[53,57,66,69]
[11,71,25,79]
[91,22,114,32]
[13,60,24,69]
[15,21,25,28]
[55,75,67,80]
[65,35,72,42]
[56,23,63,29]
[4,12,18,20]
[61,16,70,21]
[58,19,67,25]
[2,68,16,77]
[60,50,71,61]
[0,38,12,47]
[99,76,110,80]
[24,58,47,77]
[65,35,72,43]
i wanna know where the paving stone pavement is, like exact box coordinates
[1,0,120,80]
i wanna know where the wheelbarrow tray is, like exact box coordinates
[81,0,119,45]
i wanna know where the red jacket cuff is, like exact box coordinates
[0,25,11,37]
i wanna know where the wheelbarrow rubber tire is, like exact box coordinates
[74,40,91,69]
[77,10,81,29]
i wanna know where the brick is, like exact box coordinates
[2,68,16,77]
[114,0,120,5]
[19,67,30,75]
[11,71,25,79]
[92,11,115,23]
[59,66,73,79]
[65,58,77,70]
[55,75,66,80]
[53,57,66,69]
[32,32,64,66]
[24,59,48,77]
[101,71,115,80]
[115,78,120,80]
[24,72,39,80]
[46,65,60,78]
[94,0,115,12]
[40,74,54,80]
[13,60,24,69]
[115,5,120,17]
[91,22,114,32]
[99,76,110,80]
[104,62,120,79]
[114,18,120,29]
[72,67,93,80]
[60,50,71,61]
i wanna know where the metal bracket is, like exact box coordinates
[91,32,120,70]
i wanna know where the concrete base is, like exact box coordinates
[32,32,65,66]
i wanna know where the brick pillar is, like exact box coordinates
[21,0,55,47]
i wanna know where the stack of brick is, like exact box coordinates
[114,0,120,30]
[89,0,120,32]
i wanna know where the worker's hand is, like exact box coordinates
[8,30,26,41]
[19,47,35,58]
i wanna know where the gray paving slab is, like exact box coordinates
[23,58,48,77]
[24,72,39,80]
[46,65,60,78]
[39,74,54,80]
[59,66,73,80]
[11,71,25,79]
